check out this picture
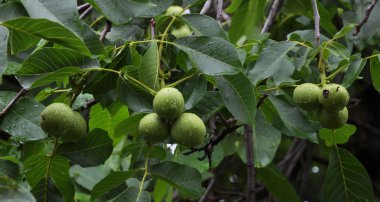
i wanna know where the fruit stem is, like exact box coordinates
[136,153,149,199]
[124,74,157,96]
[90,15,105,28]
[166,74,195,88]
[317,51,328,86]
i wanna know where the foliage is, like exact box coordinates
[0,0,379,201]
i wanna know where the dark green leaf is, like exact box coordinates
[181,14,229,41]
[0,2,28,22]
[182,75,207,110]
[139,42,160,91]
[0,17,91,55]
[215,72,257,125]
[333,23,355,40]
[117,77,153,113]
[70,165,110,191]
[107,25,144,43]
[0,159,19,179]
[91,170,140,201]
[173,36,241,75]
[115,113,145,137]
[0,174,36,202]
[319,124,356,147]
[112,187,150,202]
[191,91,223,120]
[370,53,380,93]
[322,147,374,202]
[0,92,46,141]
[268,95,318,143]
[249,41,297,85]
[257,165,301,202]
[325,41,350,61]
[24,155,74,202]
[56,129,113,167]
[31,67,82,88]
[150,161,204,198]
[342,54,366,88]
[0,26,8,80]
[31,178,63,202]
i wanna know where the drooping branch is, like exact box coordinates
[200,0,213,14]
[79,5,93,19]
[150,18,156,39]
[99,20,112,42]
[311,0,321,45]
[0,88,28,119]
[261,0,283,34]
[353,0,378,36]
[244,125,255,202]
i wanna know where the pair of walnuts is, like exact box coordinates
[40,103,87,142]
[293,83,349,129]
[138,87,206,147]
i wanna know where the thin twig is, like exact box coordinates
[77,3,90,11]
[199,178,215,202]
[261,0,283,34]
[353,0,378,36]
[79,6,93,19]
[244,125,255,202]
[216,0,224,25]
[200,0,213,14]
[0,89,27,119]
[99,20,112,42]
[311,0,320,45]
[150,18,156,39]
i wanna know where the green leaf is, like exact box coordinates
[342,54,367,88]
[319,124,356,147]
[91,170,140,201]
[0,2,28,22]
[229,0,266,42]
[112,187,151,202]
[0,159,19,179]
[150,161,204,198]
[17,47,98,88]
[173,36,241,75]
[89,103,112,135]
[325,41,350,61]
[333,23,355,40]
[182,75,207,110]
[31,67,82,88]
[56,129,113,167]
[215,72,257,125]
[0,17,91,56]
[253,111,281,167]
[31,177,63,202]
[225,0,243,13]
[115,113,145,137]
[70,165,110,190]
[248,41,297,85]
[0,91,47,141]
[370,52,380,93]
[268,95,318,143]
[257,165,301,202]
[107,25,144,43]
[0,174,36,202]
[139,42,160,91]
[0,26,8,80]
[191,91,223,120]
[24,155,75,202]
[322,147,374,202]
[117,77,153,112]
[181,14,229,41]
[88,0,173,24]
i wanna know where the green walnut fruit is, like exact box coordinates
[293,83,321,110]
[153,87,185,120]
[171,25,192,38]
[165,5,184,16]
[138,113,170,143]
[171,113,206,147]
[318,107,348,129]
[318,83,349,111]
[40,103,85,141]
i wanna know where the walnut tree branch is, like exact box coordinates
[244,124,255,202]
[311,0,321,45]
[77,3,90,12]
[200,0,213,14]
[0,89,28,119]
[215,0,224,24]
[79,5,93,19]
[99,20,112,42]
[353,0,378,36]
[261,0,283,34]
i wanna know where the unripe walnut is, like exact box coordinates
[171,25,192,38]
[293,83,321,110]
[318,107,348,129]
[171,113,206,147]
[138,113,170,143]
[165,5,184,16]
[153,87,185,120]
[40,103,86,141]
[318,83,349,111]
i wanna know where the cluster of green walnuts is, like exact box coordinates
[293,83,350,129]
[138,87,206,147]
[165,5,192,38]
[40,103,87,142]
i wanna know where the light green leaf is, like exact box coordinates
[91,170,140,201]
[139,42,159,91]
[89,103,113,135]
[56,129,113,167]
[24,155,74,202]
[181,14,229,41]
[0,2,28,22]
[370,52,380,93]
[0,91,47,141]
[249,41,297,85]
[0,17,91,55]
[150,161,204,198]
[333,23,355,40]
[0,26,8,80]
[173,36,241,75]
[268,95,318,143]
[319,124,356,147]
[322,147,374,202]
[342,54,366,88]
[115,113,145,137]
[215,72,257,125]
[31,67,82,88]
